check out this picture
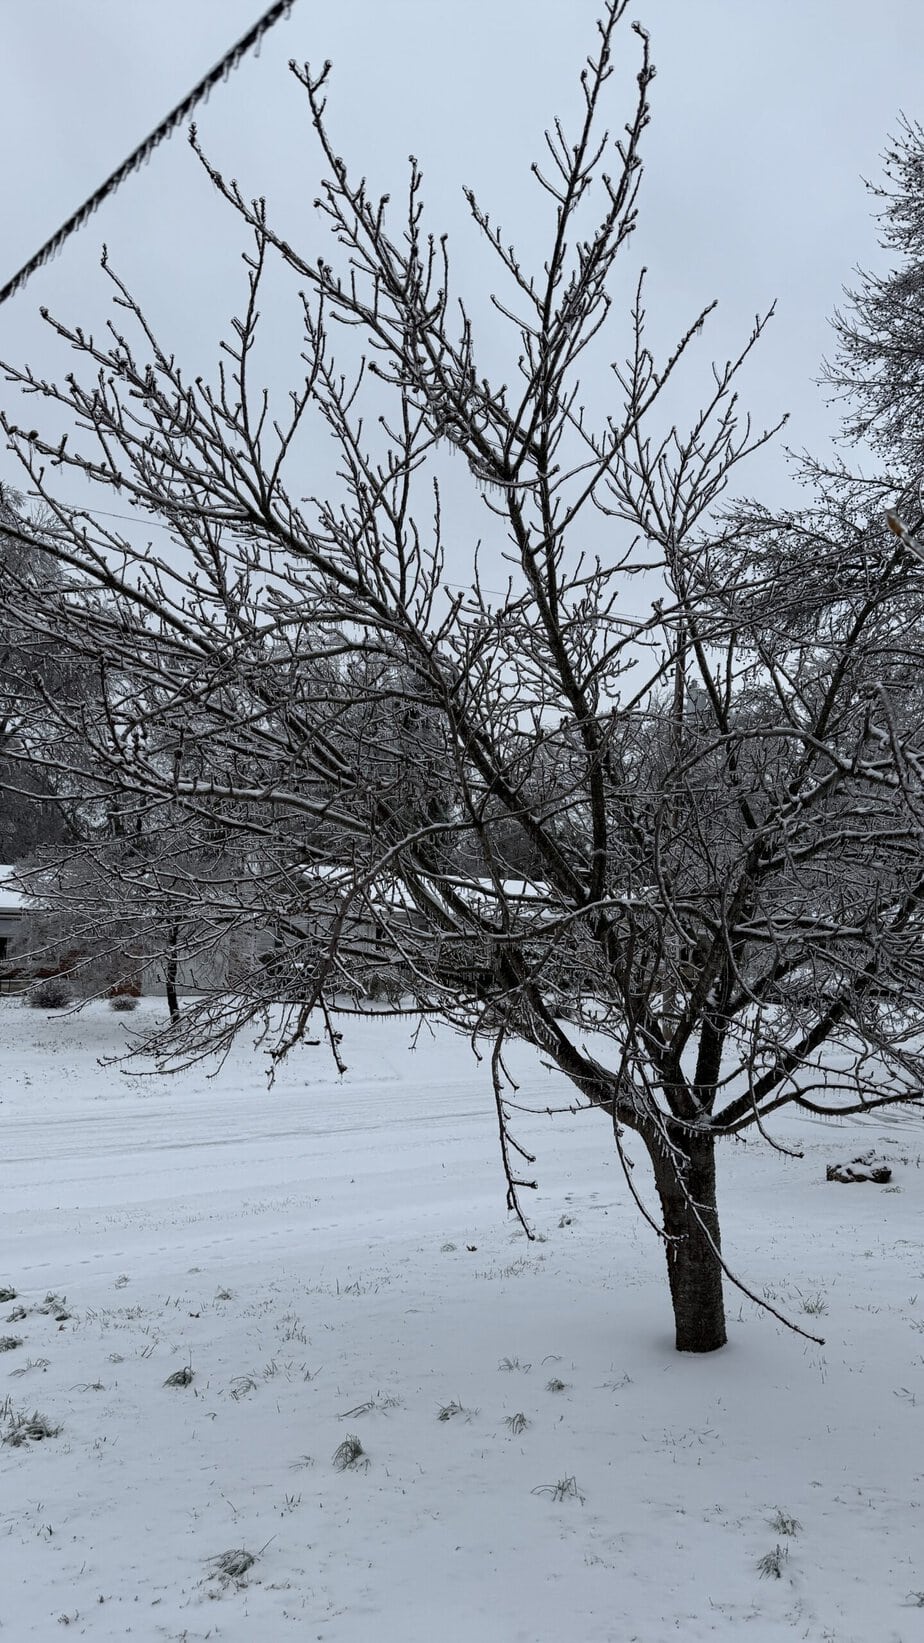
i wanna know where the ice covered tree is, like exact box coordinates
[2,3,923,1352]
[0,486,85,859]
[825,115,924,499]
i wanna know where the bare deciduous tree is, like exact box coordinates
[2,4,923,1353]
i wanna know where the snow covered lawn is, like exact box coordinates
[2,997,923,1640]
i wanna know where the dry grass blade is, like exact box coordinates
[531,1475,585,1503]
[338,1393,401,1418]
[339,1399,376,1418]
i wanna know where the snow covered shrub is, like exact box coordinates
[25,976,73,1010]
[109,993,139,1012]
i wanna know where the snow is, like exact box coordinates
[2,996,923,1640]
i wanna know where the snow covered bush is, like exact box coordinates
[25,976,73,1010]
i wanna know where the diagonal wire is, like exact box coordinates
[0,0,297,308]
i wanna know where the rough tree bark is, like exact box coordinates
[164,924,181,1023]
[649,1132,726,1353]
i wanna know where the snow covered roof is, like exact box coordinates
[0,866,27,912]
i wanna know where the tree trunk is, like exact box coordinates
[649,1129,727,1353]
[164,925,180,1022]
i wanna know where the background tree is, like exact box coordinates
[0,486,86,859]
[825,114,924,500]
[2,3,923,1354]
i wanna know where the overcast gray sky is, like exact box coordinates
[2,0,922,541]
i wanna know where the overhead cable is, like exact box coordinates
[0,0,297,308]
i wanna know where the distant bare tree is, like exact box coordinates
[2,3,923,1353]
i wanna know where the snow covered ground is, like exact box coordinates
[2,997,923,1641]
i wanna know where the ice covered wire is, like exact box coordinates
[0,0,296,307]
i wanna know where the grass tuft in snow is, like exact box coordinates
[769,1509,802,1536]
[332,1433,369,1471]
[0,1286,16,1303]
[163,1365,194,1388]
[9,1357,50,1377]
[475,1257,537,1280]
[757,1543,789,1579]
[39,1294,70,1320]
[601,1370,633,1391]
[209,1547,257,1583]
[278,1313,309,1344]
[0,1335,23,1352]
[532,1475,585,1504]
[437,1399,477,1422]
[546,1376,569,1393]
[798,1291,828,1317]
[504,1412,529,1435]
[498,1356,531,1373]
[1,1399,61,1445]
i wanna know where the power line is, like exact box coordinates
[0,0,297,309]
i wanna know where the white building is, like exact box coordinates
[0,866,27,980]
